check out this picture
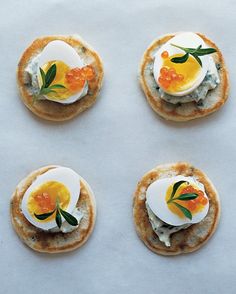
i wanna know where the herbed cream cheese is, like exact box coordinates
[157,57,220,104]
[158,56,220,104]
[49,208,83,234]
[24,56,40,94]
[146,203,191,247]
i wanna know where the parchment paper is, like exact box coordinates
[0,0,235,293]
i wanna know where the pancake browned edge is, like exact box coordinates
[139,33,229,121]
[17,35,104,121]
[133,162,220,255]
[10,165,96,253]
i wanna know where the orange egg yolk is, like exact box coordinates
[158,52,201,93]
[165,182,208,219]
[27,181,70,222]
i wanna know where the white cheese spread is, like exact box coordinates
[49,208,83,233]
[146,203,191,247]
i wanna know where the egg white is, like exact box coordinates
[37,40,88,104]
[153,32,210,96]
[146,175,209,226]
[21,167,81,230]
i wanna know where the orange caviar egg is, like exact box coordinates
[81,65,95,80]
[161,51,169,59]
[181,186,196,194]
[168,68,178,81]
[158,76,170,89]
[169,68,176,75]
[160,67,169,76]
[165,76,171,82]
[70,79,86,91]
[171,73,178,80]
[195,191,204,203]
[187,200,197,211]
[199,195,208,205]
[177,74,184,81]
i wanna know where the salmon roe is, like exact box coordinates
[199,195,208,205]
[35,192,55,213]
[65,65,95,92]
[158,66,185,89]
[161,51,169,59]
[180,185,208,212]
[188,200,197,211]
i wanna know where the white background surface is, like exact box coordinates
[0,0,236,293]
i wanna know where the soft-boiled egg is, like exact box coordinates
[146,175,209,226]
[153,32,210,96]
[21,167,81,230]
[37,40,94,104]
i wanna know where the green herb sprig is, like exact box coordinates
[34,197,78,228]
[170,44,217,67]
[167,181,198,220]
[36,64,66,98]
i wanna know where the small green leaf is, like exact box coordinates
[39,88,57,95]
[170,180,187,200]
[195,48,217,56]
[174,193,198,201]
[190,45,202,54]
[49,84,66,89]
[34,210,55,220]
[59,208,78,226]
[39,67,46,88]
[171,53,189,64]
[171,43,190,53]
[191,53,202,66]
[45,64,57,88]
[174,202,192,220]
[196,44,202,50]
[56,210,62,228]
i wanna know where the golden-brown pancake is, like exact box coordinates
[139,33,229,121]
[10,165,96,253]
[133,162,220,255]
[17,35,104,121]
